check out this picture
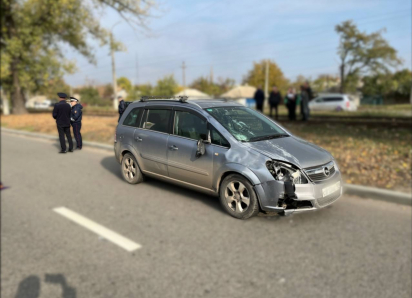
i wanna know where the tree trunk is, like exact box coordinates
[10,59,27,114]
[4,0,27,114]
[339,64,345,94]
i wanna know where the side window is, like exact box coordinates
[324,97,343,102]
[143,109,171,133]
[314,98,323,103]
[123,108,142,127]
[174,111,207,140]
[211,126,230,147]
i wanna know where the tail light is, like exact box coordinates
[346,101,350,108]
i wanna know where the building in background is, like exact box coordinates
[221,85,257,107]
[175,88,210,99]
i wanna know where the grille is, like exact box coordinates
[316,191,340,207]
[304,161,335,182]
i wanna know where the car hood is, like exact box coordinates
[242,136,332,169]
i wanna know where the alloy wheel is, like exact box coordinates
[123,157,137,181]
[224,181,250,213]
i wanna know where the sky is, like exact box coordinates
[63,0,412,87]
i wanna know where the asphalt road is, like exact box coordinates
[2,133,411,298]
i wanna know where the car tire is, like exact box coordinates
[219,174,260,219]
[121,153,144,184]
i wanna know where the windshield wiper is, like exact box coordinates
[248,134,289,142]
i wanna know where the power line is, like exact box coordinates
[78,11,410,74]
[76,14,408,74]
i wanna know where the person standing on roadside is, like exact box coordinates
[284,87,299,121]
[301,81,313,117]
[253,86,265,112]
[52,93,73,153]
[118,95,125,122]
[304,81,314,100]
[300,85,310,121]
[269,86,282,120]
[70,97,83,150]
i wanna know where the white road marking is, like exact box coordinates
[53,207,141,252]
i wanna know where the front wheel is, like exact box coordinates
[121,153,144,184]
[219,174,260,219]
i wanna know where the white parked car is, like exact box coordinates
[33,100,53,109]
[309,94,357,111]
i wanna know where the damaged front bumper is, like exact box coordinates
[254,169,343,215]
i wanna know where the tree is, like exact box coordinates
[37,78,71,100]
[291,75,311,90]
[190,77,219,96]
[392,69,412,99]
[243,60,289,93]
[216,77,235,94]
[189,76,236,97]
[335,20,401,93]
[152,75,178,97]
[361,69,411,101]
[312,74,341,93]
[117,77,132,93]
[78,87,101,106]
[1,0,155,114]
[361,73,393,97]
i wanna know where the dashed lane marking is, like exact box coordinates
[53,207,141,252]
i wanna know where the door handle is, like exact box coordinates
[169,145,178,151]
[135,136,142,142]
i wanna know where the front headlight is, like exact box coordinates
[266,160,308,184]
[332,159,339,171]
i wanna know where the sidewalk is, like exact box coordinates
[2,127,411,206]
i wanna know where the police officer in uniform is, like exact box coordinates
[70,96,83,150]
[118,95,125,122]
[52,93,73,153]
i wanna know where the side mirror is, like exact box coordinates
[196,139,206,157]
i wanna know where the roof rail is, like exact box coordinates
[140,96,188,103]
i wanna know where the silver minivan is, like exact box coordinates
[114,97,343,219]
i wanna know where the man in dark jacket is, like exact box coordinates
[70,97,83,150]
[268,86,282,120]
[253,86,265,112]
[118,95,125,122]
[301,81,313,119]
[52,93,73,153]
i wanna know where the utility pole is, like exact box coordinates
[110,32,118,110]
[110,22,121,110]
[210,65,213,84]
[136,52,139,85]
[181,61,186,95]
[264,60,269,102]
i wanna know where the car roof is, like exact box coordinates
[317,93,347,97]
[130,99,244,110]
[188,99,243,109]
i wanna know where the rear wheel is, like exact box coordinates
[121,153,144,184]
[219,174,259,219]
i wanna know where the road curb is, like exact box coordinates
[1,127,113,151]
[3,127,411,205]
[343,184,411,206]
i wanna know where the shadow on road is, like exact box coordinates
[14,275,40,298]
[100,156,224,214]
[45,274,76,298]
[14,274,76,298]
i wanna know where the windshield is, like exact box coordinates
[205,106,288,142]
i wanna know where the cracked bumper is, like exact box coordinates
[255,170,343,214]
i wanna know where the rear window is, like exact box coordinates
[123,108,143,127]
